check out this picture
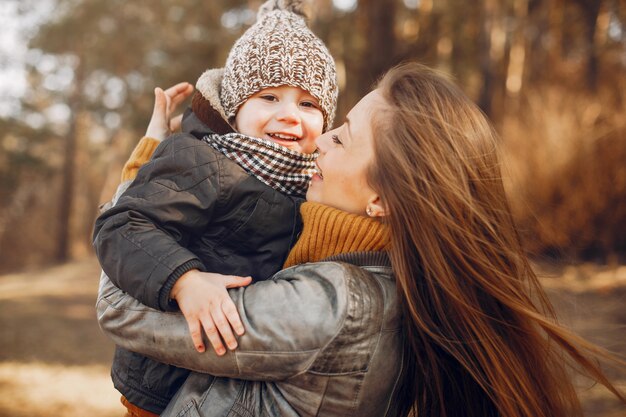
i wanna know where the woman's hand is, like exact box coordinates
[145,82,194,141]
[171,269,252,355]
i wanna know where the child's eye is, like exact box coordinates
[300,101,318,109]
[331,134,342,145]
[260,95,277,102]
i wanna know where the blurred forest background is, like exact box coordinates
[0,1,625,416]
[1,0,625,273]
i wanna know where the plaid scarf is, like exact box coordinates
[203,132,317,197]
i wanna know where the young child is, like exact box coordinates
[93,1,337,416]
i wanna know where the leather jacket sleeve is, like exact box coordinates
[93,134,222,311]
[96,261,378,380]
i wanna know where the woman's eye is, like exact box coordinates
[331,134,342,145]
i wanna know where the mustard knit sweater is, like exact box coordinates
[283,202,389,268]
[121,136,160,182]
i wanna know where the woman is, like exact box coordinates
[97,63,625,417]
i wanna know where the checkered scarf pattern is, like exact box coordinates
[203,132,317,197]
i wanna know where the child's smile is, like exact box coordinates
[234,85,324,154]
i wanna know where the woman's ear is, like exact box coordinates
[366,195,388,218]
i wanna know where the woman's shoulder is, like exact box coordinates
[275,259,395,320]
[280,256,392,285]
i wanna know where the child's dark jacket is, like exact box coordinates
[93,110,303,413]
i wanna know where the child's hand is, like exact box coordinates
[171,269,252,356]
[145,82,194,141]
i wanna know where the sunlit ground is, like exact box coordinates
[0,259,124,417]
[0,362,121,417]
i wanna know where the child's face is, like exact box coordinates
[234,85,324,154]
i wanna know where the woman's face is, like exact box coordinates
[306,90,384,215]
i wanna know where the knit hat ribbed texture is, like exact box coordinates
[219,0,338,132]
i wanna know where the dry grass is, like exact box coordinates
[501,85,626,261]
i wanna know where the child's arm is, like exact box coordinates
[148,83,251,355]
[98,84,191,212]
[122,82,194,182]
[99,82,249,355]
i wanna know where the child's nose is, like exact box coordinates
[276,102,300,123]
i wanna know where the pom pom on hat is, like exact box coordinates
[257,0,307,19]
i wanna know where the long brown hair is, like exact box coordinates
[367,63,625,417]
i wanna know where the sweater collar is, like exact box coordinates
[283,202,390,268]
[322,251,391,268]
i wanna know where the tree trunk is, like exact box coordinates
[356,0,397,96]
[478,0,496,116]
[56,64,83,263]
[574,0,602,91]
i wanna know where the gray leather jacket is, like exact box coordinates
[96,252,404,417]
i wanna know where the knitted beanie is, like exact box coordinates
[219,0,338,132]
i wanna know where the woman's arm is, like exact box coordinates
[96,262,378,380]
